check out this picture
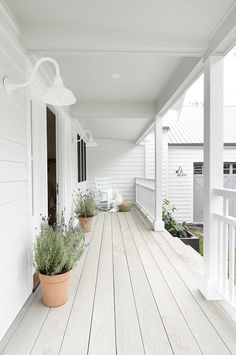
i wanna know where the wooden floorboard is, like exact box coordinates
[131,209,232,355]
[118,212,173,355]
[59,213,104,355]
[1,209,236,355]
[133,207,236,355]
[112,213,145,355]
[127,212,202,355]
[87,213,116,355]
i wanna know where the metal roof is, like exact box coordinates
[163,106,236,145]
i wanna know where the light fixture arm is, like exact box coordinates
[4,57,61,94]
[77,130,92,143]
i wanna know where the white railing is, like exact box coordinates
[135,178,155,223]
[214,188,236,307]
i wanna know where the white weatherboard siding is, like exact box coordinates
[168,146,236,222]
[144,130,169,198]
[87,139,145,202]
[0,5,32,341]
[0,5,78,341]
[168,146,202,222]
[145,137,236,222]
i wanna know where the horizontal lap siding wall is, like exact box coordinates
[144,130,169,198]
[0,5,31,341]
[87,139,145,202]
[168,146,202,222]
[168,146,236,223]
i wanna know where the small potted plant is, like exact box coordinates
[74,189,96,232]
[34,215,84,307]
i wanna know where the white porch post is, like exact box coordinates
[200,56,224,300]
[154,115,164,231]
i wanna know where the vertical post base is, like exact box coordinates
[153,220,165,232]
[199,275,223,300]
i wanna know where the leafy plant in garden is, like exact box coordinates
[169,222,189,238]
[162,198,177,230]
[162,199,190,238]
[74,189,97,218]
[34,214,84,276]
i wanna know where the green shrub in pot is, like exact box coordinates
[34,215,84,307]
[74,189,97,232]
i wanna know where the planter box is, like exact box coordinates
[180,232,199,253]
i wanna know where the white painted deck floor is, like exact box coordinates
[1,208,236,355]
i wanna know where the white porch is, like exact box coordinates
[1,208,236,355]
[1,0,236,349]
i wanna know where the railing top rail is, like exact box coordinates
[136,182,155,191]
[214,188,236,198]
[214,213,236,227]
[135,177,155,182]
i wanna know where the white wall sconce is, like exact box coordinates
[3,57,76,106]
[176,166,187,176]
[77,130,97,147]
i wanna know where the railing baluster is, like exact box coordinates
[222,221,228,296]
[217,220,223,291]
[135,178,155,222]
[228,225,235,303]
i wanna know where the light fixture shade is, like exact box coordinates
[86,136,98,147]
[41,75,76,106]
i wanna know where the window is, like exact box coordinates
[77,134,87,183]
[232,164,236,174]
[194,162,236,175]
[194,163,203,175]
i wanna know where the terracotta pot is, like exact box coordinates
[39,271,71,307]
[79,216,94,232]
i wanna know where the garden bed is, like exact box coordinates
[179,231,200,252]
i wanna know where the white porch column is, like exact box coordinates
[200,56,224,300]
[154,115,164,231]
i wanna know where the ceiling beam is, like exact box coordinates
[156,57,202,116]
[21,24,205,57]
[204,3,236,59]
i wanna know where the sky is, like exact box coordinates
[183,47,236,107]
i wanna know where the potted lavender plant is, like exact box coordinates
[34,215,84,307]
[74,189,97,232]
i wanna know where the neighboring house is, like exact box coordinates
[144,105,236,223]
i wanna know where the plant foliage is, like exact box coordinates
[169,221,189,238]
[74,189,97,218]
[34,215,84,276]
[162,198,177,230]
[162,198,190,238]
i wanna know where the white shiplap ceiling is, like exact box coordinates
[7,0,234,39]
[43,53,182,101]
[6,0,235,140]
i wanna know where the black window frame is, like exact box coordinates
[77,134,87,183]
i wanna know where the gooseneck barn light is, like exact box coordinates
[3,57,76,106]
[77,130,97,147]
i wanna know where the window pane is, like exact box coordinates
[194,163,203,175]
[81,140,84,181]
[77,135,81,183]
[233,164,236,174]
[84,142,87,181]
[224,163,230,174]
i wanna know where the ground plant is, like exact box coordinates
[162,199,191,238]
